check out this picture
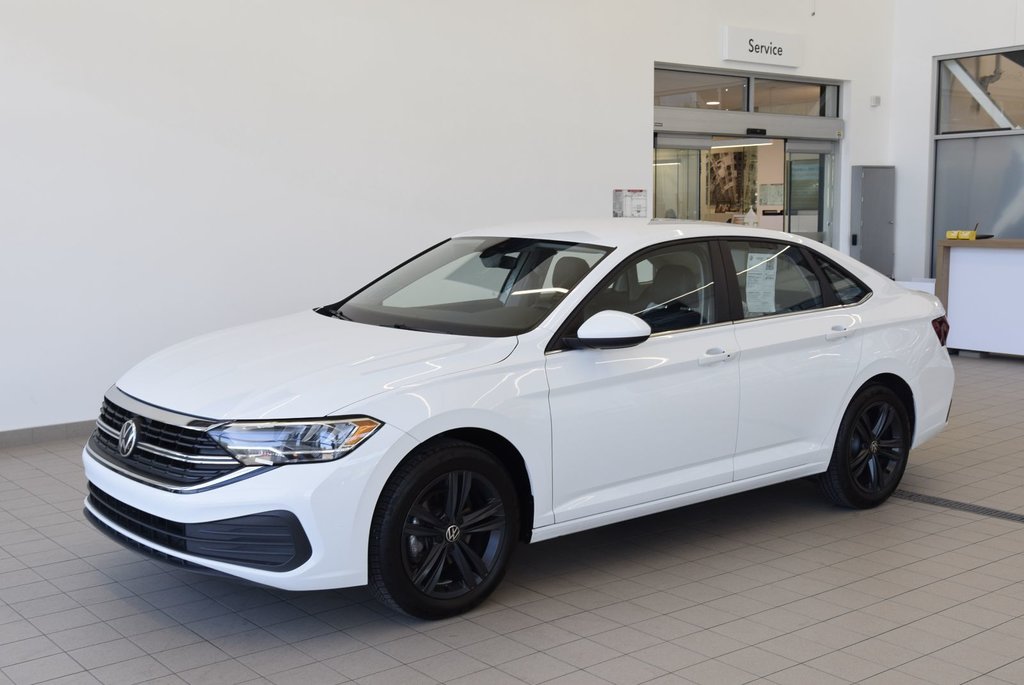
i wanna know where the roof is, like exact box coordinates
[455,218,820,253]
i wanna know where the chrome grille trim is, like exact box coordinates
[85,443,265,493]
[93,387,247,488]
[105,386,222,429]
[95,418,238,466]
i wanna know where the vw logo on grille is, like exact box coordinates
[118,420,138,457]
[445,524,462,544]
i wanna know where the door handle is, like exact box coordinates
[825,325,851,341]
[698,347,733,366]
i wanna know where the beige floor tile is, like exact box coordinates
[672,631,747,659]
[410,650,489,681]
[716,646,795,678]
[765,663,852,684]
[544,638,618,669]
[897,654,983,685]
[550,612,622,638]
[497,652,577,685]
[629,642,706,671]
[588,626,660,653]
[585,655,667,685]
[806,651,888,682]
[841,638,922,669]
[459,636,536,666]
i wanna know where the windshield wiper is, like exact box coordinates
[386,323,428,332]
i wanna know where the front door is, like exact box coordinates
[546,241,739,522]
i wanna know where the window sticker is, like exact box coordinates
[745,252,777,313]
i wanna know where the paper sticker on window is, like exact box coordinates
[745,252,777,313]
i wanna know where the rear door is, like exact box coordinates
[723,239,864,480]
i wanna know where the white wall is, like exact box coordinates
[889,0,1024,280]
[1,0,904,431]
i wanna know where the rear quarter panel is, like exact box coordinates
[819,287,953,463]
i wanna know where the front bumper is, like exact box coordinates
[86,483,312,571]
[83,423,417,591]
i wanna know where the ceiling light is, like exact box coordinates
[709,138,775,150]
[705,100,721,106]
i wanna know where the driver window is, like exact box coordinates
[582,242,716,334]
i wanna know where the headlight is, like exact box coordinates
[209,418,382,466]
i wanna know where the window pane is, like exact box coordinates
[753,79,838,117]
[815,256,870,304]
[653,147,700,219]
[654,69,747,111]
[938,52,1024,134]
[582,243,716,333]
[931,135,1024,272]
[729,241,822,318]
[339,238,609,336]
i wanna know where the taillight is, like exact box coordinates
[931,315,949,346]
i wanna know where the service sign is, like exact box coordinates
[722,26,804,68]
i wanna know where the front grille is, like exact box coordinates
[91,398,241,487]
[87,483,311,571]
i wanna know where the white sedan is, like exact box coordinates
[82,219,954,618]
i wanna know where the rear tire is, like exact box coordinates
[368,439,519,619]
[820,384,911,509]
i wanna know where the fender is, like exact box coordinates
[343,349,554,535]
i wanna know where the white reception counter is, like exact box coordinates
[935,239,1024,356]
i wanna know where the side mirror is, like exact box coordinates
[568,310,651,349]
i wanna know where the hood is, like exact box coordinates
[115,310,518,420]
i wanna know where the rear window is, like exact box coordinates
[815,255,871,305]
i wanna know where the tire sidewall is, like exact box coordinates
[830,385,911,508]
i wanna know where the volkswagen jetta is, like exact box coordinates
[82,219,954,618]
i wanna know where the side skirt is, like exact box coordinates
[530,463,828,543]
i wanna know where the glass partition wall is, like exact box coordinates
[933,47,1024,271]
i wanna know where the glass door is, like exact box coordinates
[654,148,701,219]
[653,135,838,248]
[784,140,836,246]
[653,134,707,220]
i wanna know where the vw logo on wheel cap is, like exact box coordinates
[445,524,461,544]
[118,420,138,457]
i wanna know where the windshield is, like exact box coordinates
[324,237,611,336]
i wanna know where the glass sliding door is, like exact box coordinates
[653,134,708,220]
[785,140,835,246]
[653,134,838,248]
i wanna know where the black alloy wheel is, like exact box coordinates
[820,384,911,509]
[369,439,518,618]
[402,470,506,599]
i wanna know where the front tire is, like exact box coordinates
[820,384,911,509]
[368,439,519,619]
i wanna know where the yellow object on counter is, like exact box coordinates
[945,230,977,240]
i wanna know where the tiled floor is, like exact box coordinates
[3,355,1024,685]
